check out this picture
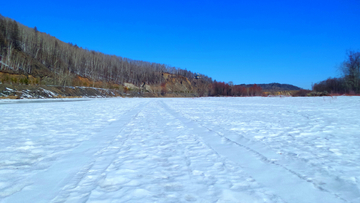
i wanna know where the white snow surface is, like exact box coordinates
[0,97,360,203]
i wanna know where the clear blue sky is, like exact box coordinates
[1,0,360,89]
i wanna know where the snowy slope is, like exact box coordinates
[0,97,359,203]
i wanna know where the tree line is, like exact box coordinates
[0,14,266,97]
[313,51,360,94]
[210,81,263,96]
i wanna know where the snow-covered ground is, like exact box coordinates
[0,97,359,203]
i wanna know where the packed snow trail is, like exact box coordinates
[0,97,359,202]
[49,100,285,202]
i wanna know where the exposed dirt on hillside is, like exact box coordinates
[0,71,201,99]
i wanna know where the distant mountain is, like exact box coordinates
[238,83,302,91]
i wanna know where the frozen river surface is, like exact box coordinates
[0,97,359,203]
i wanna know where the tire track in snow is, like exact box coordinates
[160,100,346,203]
[84,100,285,202]
[2,100,150,203]
[49,101,152,203]
[154,101,286,203]
[198,121,350,202]
[241,108,359,203]
[203,127,348,202]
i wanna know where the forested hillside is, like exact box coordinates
[0,14,212,88]
[1,14,314,98]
